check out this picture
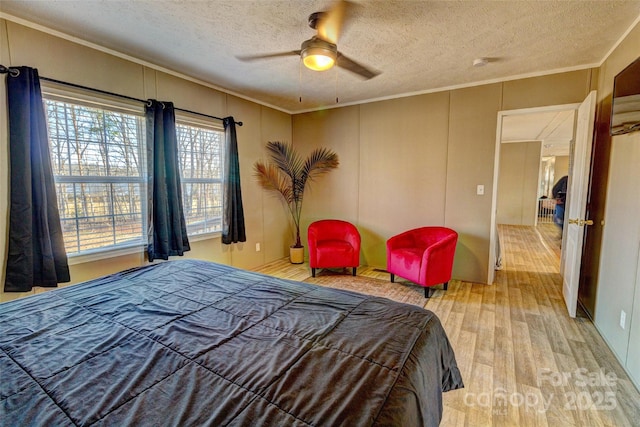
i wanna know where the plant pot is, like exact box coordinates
[290,246,304,264]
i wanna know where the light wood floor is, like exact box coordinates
[254,224,640,426]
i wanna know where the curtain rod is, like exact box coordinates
[0,65,243,126]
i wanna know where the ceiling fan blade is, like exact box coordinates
[317,0,352,45]
[336,53,381,80]
[237,51,301,61]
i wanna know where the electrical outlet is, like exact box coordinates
[255,243,261,252]
[620,310,626,329]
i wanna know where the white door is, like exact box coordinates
[562,91,597,317]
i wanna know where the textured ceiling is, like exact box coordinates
[1,0,639,114]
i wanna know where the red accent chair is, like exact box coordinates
[386,226,458,298]
[308,220,361,278]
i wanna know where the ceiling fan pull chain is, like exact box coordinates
[335,65,339,103]
[299,58,303,103]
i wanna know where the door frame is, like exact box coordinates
[488,102,581,284]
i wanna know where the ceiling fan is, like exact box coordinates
[237,0,380,80]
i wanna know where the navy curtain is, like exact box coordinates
[145,100,190,261]
[222,117,246,244]
[4,66,70,291]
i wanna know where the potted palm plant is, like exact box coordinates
[254,141,339,264]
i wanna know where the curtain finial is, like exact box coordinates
[0,65,20,77]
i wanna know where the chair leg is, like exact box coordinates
[352,267,357,276]
[390,273,395,283]
[312,268,316,278]
[424,287,433,298]
[443,281,448,291]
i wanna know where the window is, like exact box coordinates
[176,120,224,236]
[43,90,225,259]
[45,97,147,256]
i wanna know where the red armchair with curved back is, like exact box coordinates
[387,226,458,298]
[308,220,361,278]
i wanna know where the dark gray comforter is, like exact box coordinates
[1,260,463,426]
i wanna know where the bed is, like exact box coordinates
[1,259,463,426]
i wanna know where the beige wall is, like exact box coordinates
[497,141,542,226]
[554,155,570,183]
[294,106,361,236]
[293,71,591,284]
[360,94,450,267]
[0,20,292,301]
[592,22,640,388]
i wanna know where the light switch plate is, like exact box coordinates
[477,185,485,195]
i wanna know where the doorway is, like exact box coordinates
[489,93,598,318]
[489,103,579,281]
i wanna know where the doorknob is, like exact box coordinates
[568,218,594,226]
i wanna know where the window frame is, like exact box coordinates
[40,84,225,265]
[175,113,225,239]
[42,84,147,264]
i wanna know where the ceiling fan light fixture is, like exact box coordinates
[303,51,335,71]
[301,37,337,71]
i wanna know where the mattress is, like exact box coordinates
[1,259,463,426]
